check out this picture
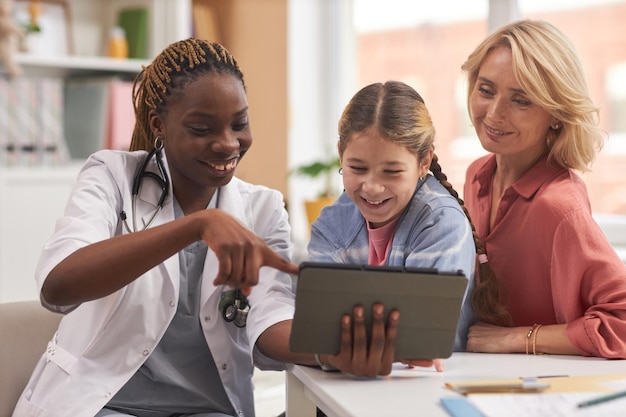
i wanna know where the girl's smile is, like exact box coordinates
[340,131,421,228]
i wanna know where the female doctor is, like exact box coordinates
[11,39,424,417]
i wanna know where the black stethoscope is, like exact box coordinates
[219,288,250,328]
[119,142,250,327]
[120,143,170,234]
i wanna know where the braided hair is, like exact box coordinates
[129,38,244,152]
[429,155,510,326]
[338,81,511,326]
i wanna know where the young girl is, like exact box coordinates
[308,81,479,354]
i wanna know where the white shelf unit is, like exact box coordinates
[0,0,291,302]
[14,53,151,78]
[0,1,191,302]
[66,0,191,60]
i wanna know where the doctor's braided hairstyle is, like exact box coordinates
[129,38,245,152]
[338,81,511,326]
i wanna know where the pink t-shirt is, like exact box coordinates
[464,154,626,358]
[367,217,401,265]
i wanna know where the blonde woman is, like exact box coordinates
[463,19,626,358]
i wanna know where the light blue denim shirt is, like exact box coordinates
[308,175,476,351]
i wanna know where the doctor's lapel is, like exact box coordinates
[217,183,249,227]
[200,182,248,304]
[137,184,165,229]
[136,151,174,230]
[136,158,179,296]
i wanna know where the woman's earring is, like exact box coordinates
[154,136,164,150]
[338,167,343,175]
[551,123,561,130]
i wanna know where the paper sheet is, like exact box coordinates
[442,377,626,417]
[445,374,626,394]
[467,392,626,417]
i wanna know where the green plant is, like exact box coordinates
[23,22,41,34]
[292,156,341,198]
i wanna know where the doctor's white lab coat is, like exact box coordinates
[11,150,296,417]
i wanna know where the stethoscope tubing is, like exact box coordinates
[119,148,246,324]
[121,147,170,234]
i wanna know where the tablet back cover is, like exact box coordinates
[289,263,468,359]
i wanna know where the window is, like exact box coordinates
[607,63,626,134]
[352,0,626,213]
[288,0,626,246]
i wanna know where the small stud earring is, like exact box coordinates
[552,123,561,130]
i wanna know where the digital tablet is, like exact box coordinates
[289,262,468,359]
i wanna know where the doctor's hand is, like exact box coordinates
[322,304,399,378]
[197,209,299,295]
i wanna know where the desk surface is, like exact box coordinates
[286,353,626,417]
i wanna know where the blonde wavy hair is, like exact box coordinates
[462,19,605,172]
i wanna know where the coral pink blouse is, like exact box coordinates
[464,154,626,358]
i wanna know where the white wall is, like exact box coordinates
[287,0,356,253]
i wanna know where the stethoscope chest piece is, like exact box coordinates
[219,289,250,328]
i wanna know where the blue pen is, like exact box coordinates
[577,390,626,409]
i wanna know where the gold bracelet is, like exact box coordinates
[532,324,544,355]
[525,323,539,355]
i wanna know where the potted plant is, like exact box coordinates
[292,156,341,226]
[14,0,43,54]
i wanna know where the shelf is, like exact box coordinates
[0,162,85,178]
[13,53,151,78]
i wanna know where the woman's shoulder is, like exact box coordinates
[227,176,283,197]
[317,193,361,222]
[75,150,147,186]
[309,193,367,258]
[464,154,495,184]
[87,149,146,162]
[312,193,364,237]
[222,176,287,211]
[416,176,465,214]
[534,168,591,215]
[82,149,147,173]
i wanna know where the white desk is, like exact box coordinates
[286,353,626,417]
